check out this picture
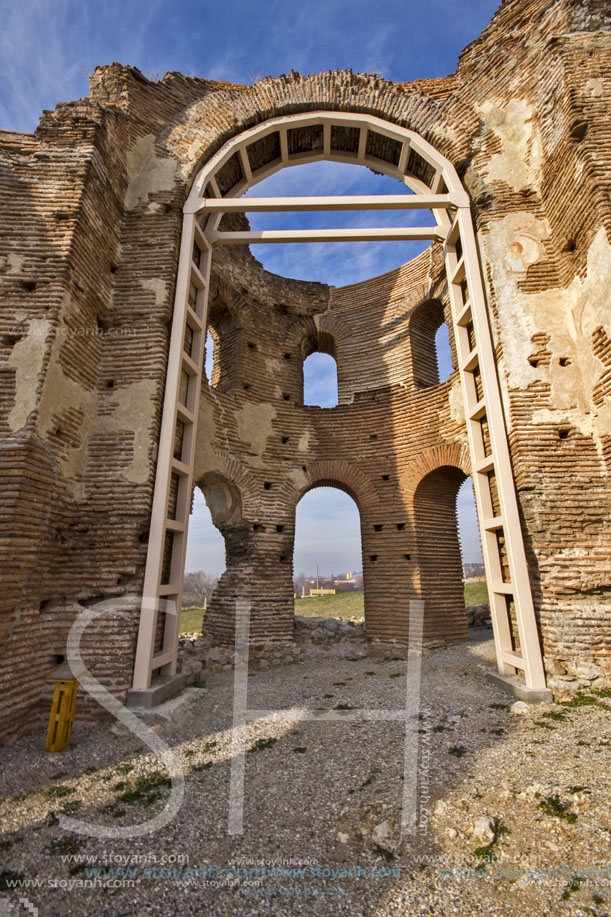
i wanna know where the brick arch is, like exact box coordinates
[405,297,449,390]
[280,458,382,517]
[400,442,472,498]
[193,451,262,521]
[412,461,471,646]
[164,71,478,194]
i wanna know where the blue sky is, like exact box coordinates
[1,0,499,135]
[1,0,493,576]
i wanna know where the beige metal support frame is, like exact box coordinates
[132,111,547,693]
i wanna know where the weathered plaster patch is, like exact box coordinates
[235,402,277,464]
[96,380,158,484]
[8,319,54,432]
[449,376,466,431]
[126,135,178,211]
[485,220,611,462]
[297,431,310,453]
[288,467,308,492]
[141,278,168,308]
[194,395,221,480]
[1,254,26,273]
[476,99,543,192]
[585,78,603,98]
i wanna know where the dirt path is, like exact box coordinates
[1,634,610,916]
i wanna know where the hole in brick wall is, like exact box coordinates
[106,380,114,388]
[253,523,264,532]
[110,263,118,274]
[302,465,307,473]
[374,524,383,532]
[54,654,65,665]
[247,341,256,350]
[370,433,377,440]
[204,330,214,382]
[276,525,284,533]
[529,358,539,367]
[435,322,453,382]
[284,353,291,360]
[1,332,23,346]
[281,436,289,444]
[264,482,272,490]
[283,393,291,401]
[559,428,570,439]
[206,301,234,390]
[559,357,571,367]
[303,349,338,408]
[20,280,36,292]
[404,554,411,560]
[562,238,576,253]
[280,554,287,562]
[569,121,588,142]
[243,383,250,391]
[370,555,378,562]
[382,474,390,481]
[396,522,405,530]
[138,529,149,543]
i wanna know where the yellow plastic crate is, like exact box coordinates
[45,667,79,753]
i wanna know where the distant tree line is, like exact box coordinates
[183,571,219,607]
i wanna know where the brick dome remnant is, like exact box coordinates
[0,0,610,738]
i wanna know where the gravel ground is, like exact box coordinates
[1,631,610,917]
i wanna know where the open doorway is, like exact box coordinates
[181,488,226,636]
[293,486,363,622]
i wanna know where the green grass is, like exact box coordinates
[182,582,489,632]
[464,581,489,606]
[180,606,205,634]
[295,591,364,619]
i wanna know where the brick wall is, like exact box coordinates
[1,0,609,739]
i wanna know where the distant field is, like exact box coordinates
[180,583,489,633]
[180,605,206,634]
[295,591,364,619]
[464,581,489,606]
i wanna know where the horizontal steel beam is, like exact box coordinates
[209,226,445,246]
[199,194,454,213]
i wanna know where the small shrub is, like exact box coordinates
[247,737,277,753]
[60,800,82,814]
[114,770,171,805]
[0,871,25,891]
[45,785,74,799]
[47,837,83,856]
[372,844,395,862]
[448,746,467,758]
[535,793,577,823]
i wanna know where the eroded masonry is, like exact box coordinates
[1,0,610,739]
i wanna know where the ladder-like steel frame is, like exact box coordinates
[131,111,547,692]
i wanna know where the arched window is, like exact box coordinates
[302,331,338,407]
[435,322,453,382]
[206,300,235,391]
[409,300,454,388]
[293,486,362,615]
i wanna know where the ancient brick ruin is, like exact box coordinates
[1,0,609,740]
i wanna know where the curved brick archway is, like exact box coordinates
[133,106,547,691]
[4,0,609,738]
